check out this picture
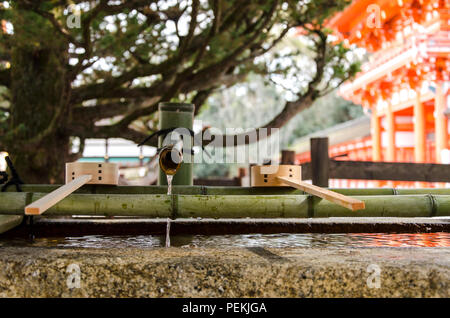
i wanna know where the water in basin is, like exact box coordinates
[0,232,449,249]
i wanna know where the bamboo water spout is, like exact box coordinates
[158,142,183,177]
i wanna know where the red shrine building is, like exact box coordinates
[294,0,450,188]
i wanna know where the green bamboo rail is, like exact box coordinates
[0,193,449,218]
[4,185,450,196]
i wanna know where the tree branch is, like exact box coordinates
[84,1,280,129]
[72,101,131,122]
[201,28,329,148]
[32,8,82,46]
[184,1,279,89]
[192,88,214,116]
[70,1,265,105]
[71,82,166,104]
[178,0,199,58]
[71,58,180,103]
[70,0,108,76]
[69,124,150,145]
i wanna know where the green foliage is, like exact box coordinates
[0,0,363,183]
[1,0,360,130]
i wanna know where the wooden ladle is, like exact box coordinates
[251,165,365,211]
[25,162,118,215]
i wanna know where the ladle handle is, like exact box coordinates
[25,175,92,215]
[276,176,365,211]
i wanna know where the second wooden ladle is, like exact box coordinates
[251,165,365,211]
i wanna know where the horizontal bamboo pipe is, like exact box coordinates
[0,193,449,218]
[4,185,450,196]
[0,215,23,234]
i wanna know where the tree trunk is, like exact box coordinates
[5,8,71,183]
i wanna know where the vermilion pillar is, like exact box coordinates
[435,82,448,163]
[371,106,381,161]
[413,93,426,163]
[386,102,396,161]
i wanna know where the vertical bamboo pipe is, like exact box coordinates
[158,102,194,186]
[435,82,448,163]
[371,105,382,187]
[414,93,426,163]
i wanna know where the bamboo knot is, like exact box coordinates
[307,195,322,218]
[426,194,438,217]
[170,194,179,219]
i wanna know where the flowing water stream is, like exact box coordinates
[166,175,173,196]
[165,174,174,248]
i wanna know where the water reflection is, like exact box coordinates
[346,233,450,248]
[0,232,449,249]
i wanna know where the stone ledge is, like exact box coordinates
[0,246,448,297]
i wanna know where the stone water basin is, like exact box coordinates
[0,218,448,297]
